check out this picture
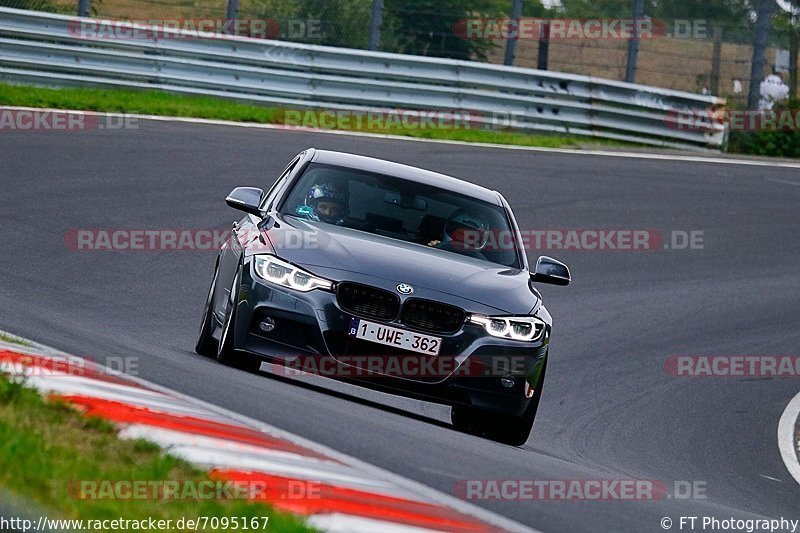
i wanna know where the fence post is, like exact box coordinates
[791,10,799,99]
[625,0,644,83]
[537,20,550,70]
[503,0,524,66]
[747,0,775,109]
[710,25,722,95]
[77,0,90,17]
[368,0,384,51]
[225,0,239,35]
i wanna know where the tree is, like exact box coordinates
[650,0,752,43]
[775,0,799,97]
[382,0,508,60]
[557,0,753,41]
[295,0,373,48]
[557,0,636,18]
[0,0,71,13]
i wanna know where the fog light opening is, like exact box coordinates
[500,373,516,389]
[258,317,276,333]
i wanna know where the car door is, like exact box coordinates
[212,213,248,322]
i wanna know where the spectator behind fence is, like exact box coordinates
[758,68,789,111]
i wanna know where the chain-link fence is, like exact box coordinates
[1,0,798,107]
[504,0,799,108]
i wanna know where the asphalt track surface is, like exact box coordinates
[1,120,799,532]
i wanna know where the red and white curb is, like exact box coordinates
[0,334,535,533]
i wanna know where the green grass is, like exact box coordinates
[0,83,282,123]
[0,332,33,347]
[0,373,313,532]
[0,82,624,149]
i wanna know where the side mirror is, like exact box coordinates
[531,256,571,286]
[226,187,264,216]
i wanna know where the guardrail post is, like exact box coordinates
[747,0,775,109]
[624,0,644,83]
[503,0,524,66]
[368,0,383,51]
[77,0,90,17]
[225,0,239,34]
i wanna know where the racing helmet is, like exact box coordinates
[444,208,490,250]
[298,182,349,224]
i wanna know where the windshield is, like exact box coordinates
[279,163,520,268]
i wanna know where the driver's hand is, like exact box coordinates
[427,240,441,247]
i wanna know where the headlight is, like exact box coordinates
[253,255,333,292]
[468,314,545,342]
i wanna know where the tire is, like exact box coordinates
[194,261,219,356]
[450,404,490,435]
[451,360,547,447]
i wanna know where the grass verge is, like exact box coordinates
[724,98,800,158]
[0,332,33,347]
[0,372,312,532]
[0,82,625,149]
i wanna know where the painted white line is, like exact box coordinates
[2,105,800,169]
[0,331,537,533]
[778,391,800,487]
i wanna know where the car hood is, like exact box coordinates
[261,215,539,315]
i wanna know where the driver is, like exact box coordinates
[295,182,349,225]
[428,208,490,259]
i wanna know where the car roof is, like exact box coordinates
[310,149,502,206]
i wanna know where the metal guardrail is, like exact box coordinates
[0,7,727,150]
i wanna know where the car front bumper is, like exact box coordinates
[228,264,550,416]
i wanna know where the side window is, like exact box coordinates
[262,156,300,210]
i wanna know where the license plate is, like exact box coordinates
[348,318,441,356]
